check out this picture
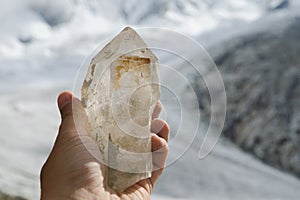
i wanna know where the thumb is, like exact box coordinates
[57,91,89,139]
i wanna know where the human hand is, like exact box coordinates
[40,91,169,199]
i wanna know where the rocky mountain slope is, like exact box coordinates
[0,192,25,200]
[196,15,300,178]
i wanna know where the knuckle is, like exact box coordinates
[62,109,74,120]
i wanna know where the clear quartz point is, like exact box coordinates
[81,27,160,193]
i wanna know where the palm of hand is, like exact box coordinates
[41,93,169,200]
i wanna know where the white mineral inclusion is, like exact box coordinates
[81,27,160,193]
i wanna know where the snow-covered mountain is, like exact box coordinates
[0,0,295,59]
[0,0,296,80]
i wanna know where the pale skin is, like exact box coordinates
[40,91,170,199]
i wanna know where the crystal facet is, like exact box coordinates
[81,27,160,192]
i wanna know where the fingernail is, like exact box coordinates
[58,92,72,110]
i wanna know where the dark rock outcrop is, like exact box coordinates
[269,0,289,10]
[195,17,300,177]
[0,192,26,200]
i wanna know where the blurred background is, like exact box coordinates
[0,0,300,199]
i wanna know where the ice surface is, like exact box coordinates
[81,27,160,192]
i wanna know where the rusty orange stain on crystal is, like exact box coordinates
[114,56,150,90]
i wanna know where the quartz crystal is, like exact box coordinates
[81,27,160,193]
